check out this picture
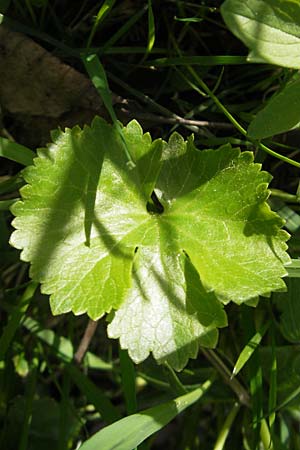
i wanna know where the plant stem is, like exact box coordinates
[270,189,300,203]
[213,402,240,450]
[164,362,187,395]
[187,66,300,169]
[120,108,234,130]
[74,319,98,364]
[189,67,245,135]
[18,367,37,450]
[201,349,250,407]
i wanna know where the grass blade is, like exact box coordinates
[260,419,274,450]
[232,321,270,377]
[22,317,120,424]
[23,316,74,363]
[23,316,112,371]
[175,16,204,23]
[0,175,24,195]
[82,53,135,168]
[250,344,263,445]
[79,380,213,450]
[240,310,264,446]
[67,364,121,424]
[146,0,155,54]
[87,0,116,48]
[18,366,37,450]
[119,348,137,415]
[286,259,300,277]
[81,54,114,118]
[145,55,248,67]
[0,199,19,210]
[269,198,300,233]
[0,13,77,55]
[276,385,300,411]
[268,322,277,433]
[59,369,71,450]
[100,5,147,55]
[164,362,187,396]
[0,137,35,166]
[213,402,240,450]
[0,282,38,360]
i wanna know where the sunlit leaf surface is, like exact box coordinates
[221,0,300,68]
[10,118,289,369]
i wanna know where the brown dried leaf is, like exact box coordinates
[0,25,106,118]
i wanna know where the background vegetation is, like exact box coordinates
[1,1,300,449]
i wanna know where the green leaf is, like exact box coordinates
[221,0,300,68]
[79,382,212,450]
[10,118,290,370]
[248,78,300,139]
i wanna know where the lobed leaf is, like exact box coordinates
[10,118,290,370]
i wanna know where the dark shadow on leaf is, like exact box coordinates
[109,213,227,370]
[184,255,227,328]
[27,128,98,278]
[243,203,288,263]
[91,215,133,260]
[243,203,283,237]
